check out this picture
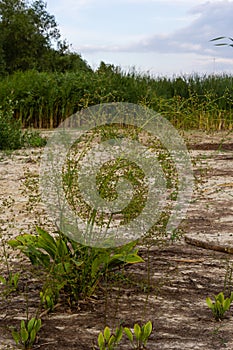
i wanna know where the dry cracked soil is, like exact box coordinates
[0,130,233,350]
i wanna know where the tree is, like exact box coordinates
[0,0,90,74]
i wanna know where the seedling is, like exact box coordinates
[97,326,123,350]
[11,317,42,349]
[206,291,233,321]
[0,272,20,294]
[124,320,153,349]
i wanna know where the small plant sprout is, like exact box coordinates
[11,317,42,349]
[206,291,233,321]
[0,272,20,293]
[124,320,153,349]
[97,326,123,350]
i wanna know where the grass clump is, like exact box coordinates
[0,103,22,150]
[0,101,46,150]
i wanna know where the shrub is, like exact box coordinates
[0,103,22,150]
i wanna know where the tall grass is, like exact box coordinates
[0,68,232,130]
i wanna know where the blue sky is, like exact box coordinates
[46,0,233,76]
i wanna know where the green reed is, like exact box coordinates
[0,67,232,130]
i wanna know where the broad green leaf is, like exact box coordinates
[27,318,36,333]
[206,297,214,309]
[115,326,123,343]
[108,334,116,346]
[98,332,105,349]
[35,319,41,333]
[223,298,231,311]
[104,326,111,342]
[36,227,57,258]
[57,238,69,257]
[216,292,224,303]
[123,254,144,264]
[143,321,152,339]
[134,323,141,340]
[11,330,20,345]
[20,326,29,342]
[30,328,36,343]
[124,327,133,343]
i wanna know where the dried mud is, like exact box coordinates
[0,130,233,350]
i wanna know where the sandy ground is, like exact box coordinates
[0,130,233,349]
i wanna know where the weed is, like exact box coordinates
[206,291,233,321]
[0,102,22,150]
[11,317,42,350]
[0,70,233,130]
[8,227,144,305]
[0,237,20,295]
[96,321,153,350]
[96,326,123,350]
[124,321,153,349]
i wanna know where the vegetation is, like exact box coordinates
[11,317,42,349]
[206,292,233,321]
[8,227,144,305]
[0,101,46,150]
[0,0,90,75]
[0,68,232,130]
[1,0,233,347]
[96,321,153,350]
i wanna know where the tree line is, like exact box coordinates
[0,0,91,75]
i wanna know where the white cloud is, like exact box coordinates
[79,0,233,60]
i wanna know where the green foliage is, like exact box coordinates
[0,70,232,130]
[11,317,42,349]
[8,227,144,304]
[0,103,22,150]
[0,0,90,75]
[96,321,153,350]
[0,100,47,150]
[0,272,20,296]
[97,326,123,350]
[22,129,47,148]
[206,291,233,321]
[124,321,153,349]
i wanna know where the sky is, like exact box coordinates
[46,0,233,76]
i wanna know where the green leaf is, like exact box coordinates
[36,227,57,259]
[134,323,141,340]
[216,292,224,304]
[57,238,69,257]
[115,326,123,343]
[11,330,20,345]
[30,328,36,343]
[124,327,133,343]
[123,253,144,264]
[20,326,29,343]
[206,297,214,309]
[108,334,116,347]
[223,298,231,312]
[0,275,6,284]
[27,318,36,333]
[98,332,105,349]
[142,321,152,339]
[104,326,111,342]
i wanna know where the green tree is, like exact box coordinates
[0,0,90,74]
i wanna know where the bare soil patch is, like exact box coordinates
[1,130,233,350]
